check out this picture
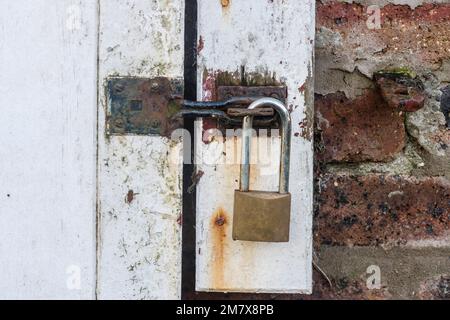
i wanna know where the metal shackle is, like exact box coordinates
[240,97,292,194]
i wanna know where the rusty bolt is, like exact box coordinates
[114,83,125,94]
[215,216,226,227]
[151,119,161,128]
[150,81,160,93]
[221,0,230,8]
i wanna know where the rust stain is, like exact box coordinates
[201,67,284,105]
[221,0,230,8]
[106,77,183,137]
[215,215,226,226]
[125,190,137,204]
[210,207,228,289]
[299,119,313,141]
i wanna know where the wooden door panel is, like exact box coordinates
[97,0,185,300]
[195,0,315,294]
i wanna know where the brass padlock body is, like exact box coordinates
[233,191,291,242]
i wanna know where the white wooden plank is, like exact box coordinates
[97,0,184,300]
[196,0,315,293]
[0,0,98,299]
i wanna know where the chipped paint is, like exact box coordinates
[97,0,184,299]
[197,36,205,55]
[201,67,284,100]
[216,68,283,87]
[300,61,315,142]
[125,190,137,204]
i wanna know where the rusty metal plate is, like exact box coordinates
[218,85,287,102]
[217,85,287,128]
[227,108,274,117]
[106,77,183,136]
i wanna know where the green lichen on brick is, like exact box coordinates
[374,67,417,80]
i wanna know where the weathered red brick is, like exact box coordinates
[308,246,450,300]
[317,2,450,66]
[317,2,450,26]
[315,90,406,163]
[315,175,450,246]
[375,73,426,112]
[307,270,390,300]
[419,276,450,300]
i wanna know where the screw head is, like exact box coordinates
[114,118,125,128]
[151,119,161,128]
[114,83,125,94]
[150,81,160,92]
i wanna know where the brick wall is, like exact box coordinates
[313,0,450,299]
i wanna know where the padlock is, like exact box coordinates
[232,97,292,242]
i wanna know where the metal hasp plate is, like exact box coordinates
[217,85,287,128]
[106,77,183,136]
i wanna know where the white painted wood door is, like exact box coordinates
[0,0,98,299]
[0,0,185,300]
[0,0,314,299]
[195,0,315,293]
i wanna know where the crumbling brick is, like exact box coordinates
[316,90,406,163]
